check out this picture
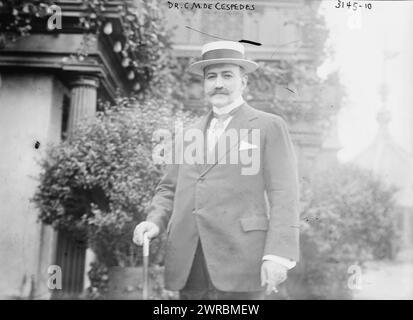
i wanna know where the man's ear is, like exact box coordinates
[242,74,248,89]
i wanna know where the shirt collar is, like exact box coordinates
[212,96,245,116]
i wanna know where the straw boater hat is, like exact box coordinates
[188,41,259,76]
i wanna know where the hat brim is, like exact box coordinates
[187,58,259,76]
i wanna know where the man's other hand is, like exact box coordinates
[260,260,288,295]
[132,221,160,246]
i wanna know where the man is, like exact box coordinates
[133,41,299,300]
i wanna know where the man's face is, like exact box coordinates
[203,63,247,108]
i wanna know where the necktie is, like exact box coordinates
[212,112,231,130]
[208,113,231,154]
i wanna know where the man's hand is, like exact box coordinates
[261,260,288,295]
[132,221,160,246]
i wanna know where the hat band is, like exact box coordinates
[202,49,244,61]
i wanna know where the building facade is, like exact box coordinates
[0,2,132,299]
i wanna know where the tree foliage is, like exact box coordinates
[288,164,400,299]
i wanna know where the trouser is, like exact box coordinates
[179,240,265,300]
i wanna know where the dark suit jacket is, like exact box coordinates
[146,103,299,292]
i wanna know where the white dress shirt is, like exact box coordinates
[207,96,244,152]
[207,96,297,270]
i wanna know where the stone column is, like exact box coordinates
[67,76,99,133]
[59,75,99,295]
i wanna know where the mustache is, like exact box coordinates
[209,89,229,96]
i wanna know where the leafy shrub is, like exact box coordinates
[33,97,195,266]
[288,164,400,299]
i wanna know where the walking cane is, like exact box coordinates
[142,232,150,300]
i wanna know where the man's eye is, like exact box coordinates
[207,75,216,80]
[224,74,232,79]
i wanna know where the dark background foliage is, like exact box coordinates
[288,164,399,299]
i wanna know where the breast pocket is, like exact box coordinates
[240,216,269,232]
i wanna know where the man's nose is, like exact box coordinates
[214,76,224,88]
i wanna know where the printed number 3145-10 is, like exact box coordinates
[335,1,372,10]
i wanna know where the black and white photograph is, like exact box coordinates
[0,0,412,304]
